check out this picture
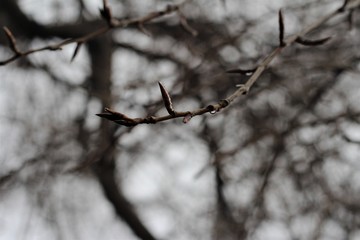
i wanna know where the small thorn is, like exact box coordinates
[278,9,286,47]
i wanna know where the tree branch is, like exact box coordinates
[0,0,193,65]
[97,1,359,127]
[93,160,157,240]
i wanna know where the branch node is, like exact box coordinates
[206,105,216,112]
[206,105,220,114]
[183,113,192,124]
[144,116,157,124]
[219,99,229,108]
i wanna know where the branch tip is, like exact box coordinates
[278,9,286,47]
[178,10,198,36]
[158,82,176,116]
[3,26,21,54]
[138,23,152,37]
[226,67,257,75]
[100,0,114,26]
[183,113,192,124]
[71,43,82,62]
[295,36,332,46]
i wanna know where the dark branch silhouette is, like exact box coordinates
[97,0,359,127]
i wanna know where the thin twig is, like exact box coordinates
[178,10,198,36]
[97,1,360,127]
[2,27,21,55]
[0,0,192,66]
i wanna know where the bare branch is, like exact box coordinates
[96,99,229,126]
[0,0,192,66]
[98,1,360,127]
[2,26,21,55]
[93,155,157,240]
[178,10,198,36]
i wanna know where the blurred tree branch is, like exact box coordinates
[1,0,360,239]
[0,0,193,65]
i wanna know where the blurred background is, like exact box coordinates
[1,0,360,239]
